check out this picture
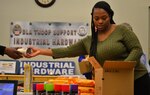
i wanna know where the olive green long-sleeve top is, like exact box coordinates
[52,25,147,80]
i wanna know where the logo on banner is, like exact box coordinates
[13,24,22,36]
[78,26,87,36]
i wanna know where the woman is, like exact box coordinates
[25,1,150,95]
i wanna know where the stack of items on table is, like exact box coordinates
[76,78,95,95]
[33,76,95,95]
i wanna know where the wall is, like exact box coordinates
[149,7,150,60]
[0,0,149,74]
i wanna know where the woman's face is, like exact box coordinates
[93,8,111,32]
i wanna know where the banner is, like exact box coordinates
[10,22,89,48]
[19,60,75,75]
[0,60,75,75]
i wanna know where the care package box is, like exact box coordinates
[88,57,136,95]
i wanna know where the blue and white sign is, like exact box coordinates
[0,60,75,75]
[19,61,75,75]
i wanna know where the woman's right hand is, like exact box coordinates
[24,47,41,58]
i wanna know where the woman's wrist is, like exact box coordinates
[43,48,52,56]
[39,48,48,55]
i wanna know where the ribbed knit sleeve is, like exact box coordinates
[52,36,89,59]
[121,26,143,61]
[0,45,6,56]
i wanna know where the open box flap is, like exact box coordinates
[88,57,102,69]
[88,57,136,70]
[103,61,136,70]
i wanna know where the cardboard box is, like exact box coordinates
[79,61,91,74]
[88,57,136,95]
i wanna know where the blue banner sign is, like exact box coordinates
[19,61,75,75]
[0,60,75,75]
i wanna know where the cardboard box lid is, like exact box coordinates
[88,57,102,69]
[103,61,136,70]
[88,57,136,70]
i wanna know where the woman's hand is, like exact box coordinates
[23,47,40,58]
[23,47,53,58]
